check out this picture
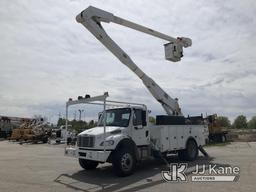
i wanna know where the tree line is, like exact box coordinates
[57,115,256,131]
[216,115,256,129]
[57,118,97,133]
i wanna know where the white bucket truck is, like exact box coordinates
[65,6,209,176]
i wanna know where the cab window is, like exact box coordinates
[133,109,143,126]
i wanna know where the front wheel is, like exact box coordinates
[79,159,98,170]
[112,148,136,177]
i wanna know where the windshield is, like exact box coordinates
[98,108,131,127]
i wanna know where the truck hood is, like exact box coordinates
[79,126,123,136]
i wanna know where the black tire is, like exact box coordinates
[179,139,198,161]
[112,148,136,177]
[79,159,98,170]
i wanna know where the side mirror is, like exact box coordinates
[142,111,147,126]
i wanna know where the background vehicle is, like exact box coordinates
[10,118,50,144]
[207,114,228,143]
[55,125,77,144]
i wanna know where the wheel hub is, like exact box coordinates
[121,153,133,171]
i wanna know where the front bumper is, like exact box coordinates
[65,147,111,162]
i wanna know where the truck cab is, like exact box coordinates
[70,106,148,154]
[66,105,153,176]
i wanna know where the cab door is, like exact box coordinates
[131,108,149,146]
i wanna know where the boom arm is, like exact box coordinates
[76,6,192,116]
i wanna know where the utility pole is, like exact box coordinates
[73,111,77,120]
[78,109,84,121]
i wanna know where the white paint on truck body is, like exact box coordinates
[65,106,209,162]
[150,124,208,152]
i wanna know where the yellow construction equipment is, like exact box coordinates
[207,114,228,143]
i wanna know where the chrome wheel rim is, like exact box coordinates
[121,153,133,171]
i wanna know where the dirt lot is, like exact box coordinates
[0,141,255,192]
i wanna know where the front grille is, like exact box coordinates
[77,135,95,147]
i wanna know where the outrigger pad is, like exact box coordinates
[198,145,209,158]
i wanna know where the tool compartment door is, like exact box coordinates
[160,126,170,152]
[176,125,185,149]
[168,126,178,151]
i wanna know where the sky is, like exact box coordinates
[0,0,256,123]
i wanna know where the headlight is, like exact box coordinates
[100,140,114,146]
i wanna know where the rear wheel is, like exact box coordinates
[79,159,98,170]
[186,139,198,161]
[178,139,198,161]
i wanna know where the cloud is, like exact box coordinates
[0,0,256,123]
